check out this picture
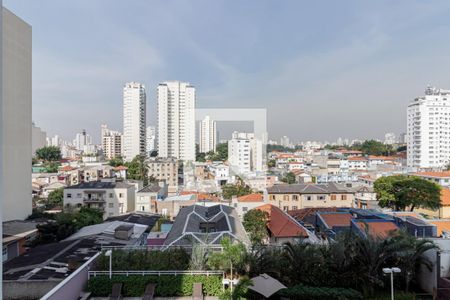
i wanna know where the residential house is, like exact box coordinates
[163,204,250,247]
[267,183,355,211]
[2,220,40,262]
[253,204,316,245]
[231,193,266,219]
[135,183,168,213]
[63,179,135,218]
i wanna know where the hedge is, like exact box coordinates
[278,284,363,300]
[87,275,222,297]
[94,249,190,271]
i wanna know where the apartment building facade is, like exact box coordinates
[123,82,146,162]
[267,183,355,211]
[63,180,135,217]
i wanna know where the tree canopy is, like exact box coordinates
[47,188,63,208]
[243,209,269,246]
[125,155,149,186]
[374,175,441,211]
[356,140,393,156]
[281,172,296,184]
[108,156,124,167]
[221,177,253,200]
[35,146,62,162]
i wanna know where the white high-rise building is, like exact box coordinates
[280,136,290,147]
[1,7,32,221]
[101,124,123,160]
[407,86,450,168]
[73,129,92,151]
[32,122,46,156]
[157,81,195,161]
[123,82,146,162]
[199,115,216,154]
[228,131,263,174]
[146,125,156,156]
[384,133,396,145]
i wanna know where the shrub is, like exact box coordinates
[94,249,190,271]
[87,275,222,297]
[278,284,363,300]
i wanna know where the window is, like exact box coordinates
[306,196,312,201]
[109,193,113,198]
[76,203,82,208]
[318,195,325,200]
[283,195,289,201]
[141,206,145,211]
[67,193,72,198]
[341,195,347,200]
[108,203,114,208]
[119,193,124,198]
[293,195,299,200]
[270,195,276,201]
[292,206,298,210]
[283,206,289,211]
[331,195,337,200]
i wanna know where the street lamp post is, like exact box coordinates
[105,250,112,279]
[382,267,401,300]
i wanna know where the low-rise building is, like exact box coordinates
[148,157,179,195]
[63,179,135,218]
[267,183,355,211]
[414,171,450,187]
[135,183,168,213]
[253,204,316,245]
[231,193,266,219]
[2,220,40,262]
[163,204,250,247]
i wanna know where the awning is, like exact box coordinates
[249,273,287,298]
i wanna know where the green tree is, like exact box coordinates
[207,143,228,161]
[208,237,247,286]
[74,207,104,229]
[108,156,124,167]
[35,146,62,162]
[47,188,63,208]
[267,159,276,168]
[281,172,296,184]
[358,140,392,156]
[44,161,61,173]
[374,175,441,211]
[125,155,149,186]
[243,209,269,246]
[221,177,253,199]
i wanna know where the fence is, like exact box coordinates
[88,270,224,279]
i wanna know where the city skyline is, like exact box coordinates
[6,1,450,141]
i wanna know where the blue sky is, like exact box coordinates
[5,0,450,143]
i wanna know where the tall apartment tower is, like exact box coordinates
[228,131,263,174]
[101,124,123,160]
[407,86,450,169]
[157,81,195,161]
[199,115,216,153]
[1,7,32,221]
[123,82,146,162]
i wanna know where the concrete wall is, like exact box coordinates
[41,252,100,300]
[2,7,32,221]
[3,280,61,300]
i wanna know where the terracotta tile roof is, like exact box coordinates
[428,220,450,236]
[181,191,220,202]
[354,220,399,239]
[114,166,128,171]
[441,188,450,206]
[238,193,264,202]
[367,156,395,161]
[59,165,76,172]
[414,171,450,178]
[319,213,353,228]
[255,204,309,238]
